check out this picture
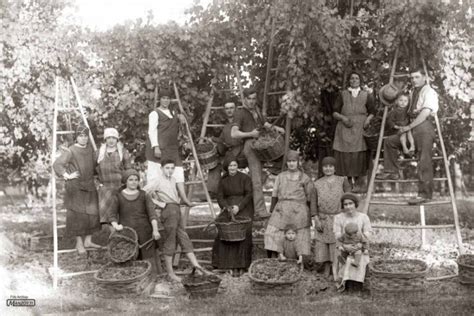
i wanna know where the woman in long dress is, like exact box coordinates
[264,150,316,258]
[313,156,351,278]
[96,128,131,226]
[212,156,254,277]
[332,72,376,193]
[53,125,101,254]
[333,193,372,291]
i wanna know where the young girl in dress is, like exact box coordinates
[313,156,351,278]
[109,169,160,276]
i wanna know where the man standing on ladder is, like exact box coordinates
[145,86,188,197]
[231,87,285,218]
[376,68,439,204]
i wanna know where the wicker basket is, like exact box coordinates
[215,214,251,242]
[249,259,303,296]
[108,226,139,263]
[94,260,152,296]
[457,254,474,285]
[368,259,428,298]
[250,132,285,162]
[196,138,219,170]
[182,267,222,299]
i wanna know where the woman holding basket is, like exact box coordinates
[211,155,254,277]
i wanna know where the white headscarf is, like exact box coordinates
[97,142,124,163]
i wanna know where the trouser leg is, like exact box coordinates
[413,124,435,199]
[243,139,267,217]
[383,134,402,173]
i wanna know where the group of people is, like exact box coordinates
[53,67,438,290]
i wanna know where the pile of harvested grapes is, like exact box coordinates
[251,259,301,283]
[371,260,427,274]
[109,238,136,262]
[458,255,474,266]
[196,142,214,153]
[96,262,147,281]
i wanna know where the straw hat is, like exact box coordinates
[378,82,400,106]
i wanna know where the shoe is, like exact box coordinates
[375,173,400,180]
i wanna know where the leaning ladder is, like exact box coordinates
[50,73,99,289]
[363,49,465,262]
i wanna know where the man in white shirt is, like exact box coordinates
[376,68,439,204]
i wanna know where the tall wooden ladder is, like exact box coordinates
[363,48,465,273]
[50,72,99,289]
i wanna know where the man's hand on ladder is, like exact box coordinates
[177,113,187,125]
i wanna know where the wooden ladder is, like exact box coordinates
[363,48,465,269]
[50,72,100,289]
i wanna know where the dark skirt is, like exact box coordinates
[334,150,368,177]
[65,209,100,237]
[211,212,253,269]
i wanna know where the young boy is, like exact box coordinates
[277,224,303,264]
[337,222,368,268]
[387,93,415,155]
[144,159,206,282]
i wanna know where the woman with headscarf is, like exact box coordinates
[332,72,376,193]
[333,193,372,291]
[96,128,131,226]
[211,155,254,277]
[109,169,160,276]
[313,156,352,278]
[264,150,316,258]
[53,125,101,254]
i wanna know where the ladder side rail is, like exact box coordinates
[51,76,60,290]
[199,88,215,139]
[262,19,276,118]
[172,82,216,218]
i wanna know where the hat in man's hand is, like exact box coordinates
[378,82,400,106]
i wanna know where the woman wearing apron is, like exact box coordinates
[332,72,376,193]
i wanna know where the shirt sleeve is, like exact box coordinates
[332,93,343,114]
[366,93,376,115]
[304,177,317,216]
[108,193,120,223]
[216,178,229,209]
[238,174,253,211]
[148,111,159,148]
[422,88,439,113]
[53,148,72,176]
[231,110,243,129]
[145,192,158,222]
[272,174,281,198]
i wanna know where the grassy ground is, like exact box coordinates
[1,196,474,315]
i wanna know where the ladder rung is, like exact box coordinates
[374,177,448,183]
[57,247,106,254]
[267,91,286,96]
[270,67,278,71]
[369,200,451,206]
[185,224,209,230]
[378,156,443,163]
[58,270,99,278]
[185,180,204,185]
[56,131,75,135]
[170,99,178,102]
[175,247,211,254]
[206,124,225,128]
[216,88,240,92]
[209,106,243,110]
[57,107,77,112]
[57,224,66,229]
[393,73,410,78]
[372,224,455,230]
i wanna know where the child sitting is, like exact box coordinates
[144,159,207,282]
[386,93,415,155]
[337,222,368,268]
[277,224,303,264]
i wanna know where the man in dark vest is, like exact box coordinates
[376,68,439,204]
[231,87,285,218]
[146,87,187,198]
[207,101,247,197]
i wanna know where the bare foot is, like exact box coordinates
[84,241,102,249]
[402,147,411,155]
[167,274,182,283]
[76,244,87,255]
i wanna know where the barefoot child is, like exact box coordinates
[277,224,303,264]
[109,169,160,276]
[387,93,415,155]
[337,222,368,268]
[144,159,206,282]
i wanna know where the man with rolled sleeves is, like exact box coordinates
[231,87,285,218]
[376,68,439,204]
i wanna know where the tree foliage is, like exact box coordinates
[1,0,472,182]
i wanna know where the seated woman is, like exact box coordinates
[333,193,372,292]
[211,155,254,277]
[264,150,316,258]
[109,169,160,276]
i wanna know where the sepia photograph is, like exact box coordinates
[1,0,473,314]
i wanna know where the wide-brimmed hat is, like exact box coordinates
[378,82,400,106]
[103,127,119,139]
